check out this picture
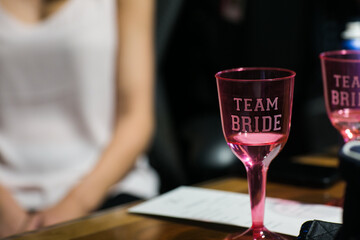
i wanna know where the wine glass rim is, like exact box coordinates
[215,67,296,82]
[319,49,360,62]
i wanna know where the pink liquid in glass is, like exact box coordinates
[228,132,286,166]
[330,108,360,142]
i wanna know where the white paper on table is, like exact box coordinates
[128,186,342,237]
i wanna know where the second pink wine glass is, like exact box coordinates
[216,67,295,240]
[320,50,360,142]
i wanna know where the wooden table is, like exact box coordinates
[6,177,345,240]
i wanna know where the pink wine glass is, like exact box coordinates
[320,50,360,143]
[216,67,295,240]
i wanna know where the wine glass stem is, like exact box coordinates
[246,163,268,230]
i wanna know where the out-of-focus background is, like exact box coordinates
[151,0,360,193]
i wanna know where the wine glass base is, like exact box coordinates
[224,227,289,240]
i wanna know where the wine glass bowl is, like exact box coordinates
[216,68,295,240]
[320,50,360,142]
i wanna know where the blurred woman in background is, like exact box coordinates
[0,0,159,237]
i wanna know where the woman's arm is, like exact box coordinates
[40,0,155,226]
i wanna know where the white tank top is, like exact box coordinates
[0,0,159,210]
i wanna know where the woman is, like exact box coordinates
[0,0,158,237]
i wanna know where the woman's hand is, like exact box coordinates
[39,194,88,227]
[0,185,37,238]
[0,204,27,238]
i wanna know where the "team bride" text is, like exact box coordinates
[331,74,360,107]
[231,97,282,132]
